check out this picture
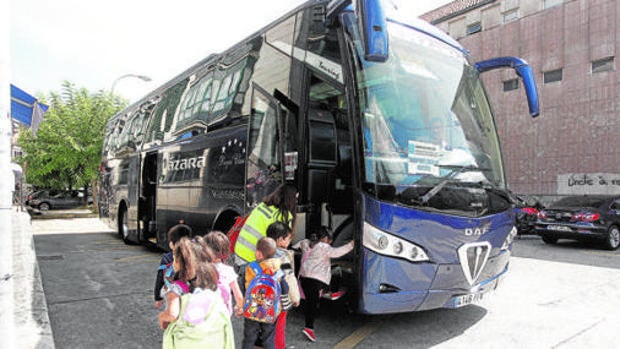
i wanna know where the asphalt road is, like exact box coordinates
[33,219,620,348]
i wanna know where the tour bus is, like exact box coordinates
[99,0,540,314]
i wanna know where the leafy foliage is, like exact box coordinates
[17,81,127,190]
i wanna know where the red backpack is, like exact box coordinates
[226,215,248,253]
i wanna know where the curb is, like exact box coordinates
[12,210,55,349]
[27,207,96,220]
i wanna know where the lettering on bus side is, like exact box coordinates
[464,227,489,236]
[167,156,206,171]
[162,151,207,183]
[208,187,244,201]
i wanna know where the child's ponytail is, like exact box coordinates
[173,237,195,283]
[173,236,219,292]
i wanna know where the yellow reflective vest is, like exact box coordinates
[234,202,292,263]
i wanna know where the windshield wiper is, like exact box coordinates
[481,184,512,202]
[420,165,487,204]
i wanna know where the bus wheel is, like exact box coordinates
[541,236,558,244]
[119,207,131,244]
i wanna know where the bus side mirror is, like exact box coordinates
[355,0,389,62]
[475,56,540,117]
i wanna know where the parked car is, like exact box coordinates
[25,189,55,207]
[26,189,93,211]
[514,194,543,236]
[534,195,620,250]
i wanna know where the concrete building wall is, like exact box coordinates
[423,0,620,196]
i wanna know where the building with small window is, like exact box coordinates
[422,0,620,198]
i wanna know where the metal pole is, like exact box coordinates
[110,74,151,94]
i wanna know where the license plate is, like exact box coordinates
[454,293,484,307]
[547,225,571,232]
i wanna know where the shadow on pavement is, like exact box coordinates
[33,227,490,349]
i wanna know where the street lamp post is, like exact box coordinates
[110,74,152,94]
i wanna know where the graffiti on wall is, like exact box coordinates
[558,173,620,195]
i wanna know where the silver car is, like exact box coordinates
[27,189,92,211]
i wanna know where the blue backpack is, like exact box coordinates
[158,262,176,289]
[243,262,283,324]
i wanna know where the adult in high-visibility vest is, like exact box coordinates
[234,183,297,263]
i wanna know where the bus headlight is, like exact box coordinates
[393,241,403,254]
[501,226,518,251]
[363,222,429,262]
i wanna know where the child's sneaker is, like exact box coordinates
[302,327,316,342]
[329,290,345,300]
[321,288,346,300]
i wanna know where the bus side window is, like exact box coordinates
[146,78,188,143]
[246,86,282,208]
[281,104,299,184]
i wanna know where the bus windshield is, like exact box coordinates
[347,16,509,216]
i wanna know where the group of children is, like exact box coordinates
[154,219,354,349]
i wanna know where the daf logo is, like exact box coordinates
[464,227,489,236]
[457,241,491,286]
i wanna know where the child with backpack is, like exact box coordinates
[204,230,244,317]
[154,221,192,308]
[293,226,354,342]
[159,236,234,349]
[266,221,299,349]
[241,237,289,349]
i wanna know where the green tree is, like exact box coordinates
[17,81,127,200]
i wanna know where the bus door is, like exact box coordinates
[140,151,158,242]
[245,84,300,234]
[116,153,141,244]
[245,84,285,210]
[303,74,352,238]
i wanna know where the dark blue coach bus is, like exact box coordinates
[99,0,539,314]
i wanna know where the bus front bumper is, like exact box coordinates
[358,249,510,314]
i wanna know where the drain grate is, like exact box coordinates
[38,255,64,261]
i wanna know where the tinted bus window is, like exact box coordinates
[174,58,248,133]
[147,79,188,142]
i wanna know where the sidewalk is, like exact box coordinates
[9,209,55,348]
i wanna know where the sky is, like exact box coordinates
[10,0,452,103]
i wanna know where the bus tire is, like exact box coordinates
[212,210,240,235]
[118,206,132,245]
